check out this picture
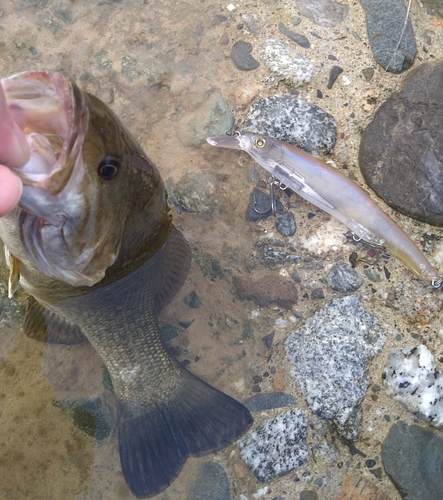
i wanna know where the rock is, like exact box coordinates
[327,65,343,89]
[311,287,325,299]
[296,0,349,28]
[159,324,179,342]
[327,261,364,292]
[241,13,261,34]
[243,95,337,154]
[300,491,318,500]
[285,295,386,440]
[253,241,301,269]
[421,0,443,16]
[231,40,260,71]
[187,461,231,500]
[246,187,285,221]
[275,211,297,236]
[238,409,308,481]
[165,172,217,220]
[259,39,314,88]
[336,473,391,500]
[233,274,298,309]
[359,61,443,226]
[261,330,275,349]
[382,422,443,500]
[244,392,297,411]
[176,90,234,147]
[360,0,416,72]
[183,290,202,309]
[383,344,443,428]
[278,22,310,48]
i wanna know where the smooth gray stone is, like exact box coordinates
[231,40,260,71]
[187,462,231,500]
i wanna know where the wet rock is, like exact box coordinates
[360,0,416,72]
[260,39,314,87]
[193,251,225,280]
[327,65,343,89]
[176,90,233,147]
[246,187,284,221]
[238,409,308,481]
[253,241,301,268]
[276,211,296,236]
[244,392,297,411]
[337,474,391,500]
[243,95,337,154]
[278,22,310,48]
[382,422,443,500]
[383,344,443,428]
[359,61,443,226]
[183,291,202,309]
[262,330,275,349]
[285,295,386,440]
[165,172,217,220]
[187,461,231,500]
[233,275,298,309]
[231,40,260,71]
[159,324,179,342]
[296,0,349,28]
[361,67,374,81]
[311,287,325,299]
[327,261,364,292]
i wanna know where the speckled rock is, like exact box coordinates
[275,211,296,236]
[382,422,443,500]
[327,261,364,292]
[383,344,443,428]
[360,0,416,72]
[233,274,298,309]
[259,39,314,87]
[296,0,349,28]
[359,61,443,226]
[285,295,386,440]
[253,241,301,268]
[231,40,260,71]
[187,462,231,500]
[243,95,336,154]
[238,409,308,481]
[244,392,297,411]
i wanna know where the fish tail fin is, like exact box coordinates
[117,369,253,498]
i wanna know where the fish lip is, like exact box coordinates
[206,134,242,150]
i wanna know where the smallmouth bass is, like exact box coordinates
[0,71,253,498]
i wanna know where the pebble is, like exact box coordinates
[383,344,443,427]
[360,0,416,72]
[310,287,325,299]
[159,323,179,342]
[327,65,343,89]
[243,95,337,154]
[336,474,391,500]
[238,409,308,481]
[275,212,296,236]
[246,187,284,221]
[165,172,217,220]
[278,22,310,49]
[327,261,364,292]
[285,295,386,440]
[253,241,301,269]
[296,0,349,28]
[382,422,443,500]
[233,275,298,309]
[241,13,261,34]
[183,290,202,309]
[300,491,318,500]
[187,461,231,500]
[259,39,314,87]
[176,90,233,147]
[231,40,260,71]
[360,61,443,226]
[361,67,374,81]
[244,392,297,411]
[262,330,275,349]
[422,0,443,16]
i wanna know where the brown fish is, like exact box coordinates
[0,71,252,498]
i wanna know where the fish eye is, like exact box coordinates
[255,137,266,148]
[98,156,120,180]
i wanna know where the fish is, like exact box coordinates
[0,71,253,498]
[207,131,443,288]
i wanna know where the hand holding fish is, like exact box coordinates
[0,80,28,216]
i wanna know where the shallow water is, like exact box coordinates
[1,1,443,499]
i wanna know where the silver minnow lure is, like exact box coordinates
[207,131,442,288]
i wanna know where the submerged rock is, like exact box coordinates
[327,261,364,292]
[296,0,349,28]
[187,462,231,500]
[231,40,260,71]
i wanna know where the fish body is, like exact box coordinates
[207,132,442,287]
[0,71,252,498]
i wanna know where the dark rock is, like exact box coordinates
[369,467,382,479]
[327,65,343,89]
[187,462,231,500]
[211,14,227,26]
[246,187,284,221]
[159,324,179,342]
[360,0,416,72]
[363,269,382,282]
[244,392,297,411]
[254,241,301,268]
[300,491,318,500]
[296,0,349,27]
[361,67,374,81]
[193,251,225,280]
[365,459,376,468]
[184,290,202,308]
[243,95,337,154]
[231,40,260,71]
[233,275,298,309]
[327,261,364,292]
[278,22,310,48]
[311,288,325,299]
[276,212,297,236]
[291,16,302,26]
[179,319,194,329]
[349,443,367,457]
[262,330,275,349]
[359,61,443,226]
[58,398,111,441]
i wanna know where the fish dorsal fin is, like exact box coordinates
[154,227,192,312]
[24,295,87,344]
[4,247,20,298]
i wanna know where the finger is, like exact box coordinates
[0,165,23,216]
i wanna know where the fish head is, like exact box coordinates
[1,71,168,288]
[207,131,283,163]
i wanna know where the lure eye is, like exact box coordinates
[255,137,266,148]
[98,157,120,180]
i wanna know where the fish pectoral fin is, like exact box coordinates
[117,369,253,498]
[24,295,87,345]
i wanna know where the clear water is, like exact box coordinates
[1,1,442,499]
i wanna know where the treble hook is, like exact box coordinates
[254,175,289,216]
